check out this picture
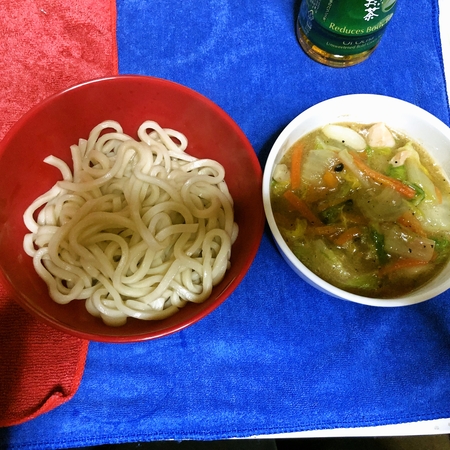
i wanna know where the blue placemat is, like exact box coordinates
[3,0,450,448]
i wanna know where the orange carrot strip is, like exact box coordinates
[323,170,339,189]
[378,258,430,276]
[334,226,362,247]
[304,185,329,203]
[309,225,344,236]
[343,212,368,225]
[435,185,443,204]
[283,190,321,225]
[397,211,426,237]
[352,155,416,199]
[358,151,368,160]
[290,142,303,190]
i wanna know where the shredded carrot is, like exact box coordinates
[352,154,416,199]
[309,225,343,236]
[334,226,362,247]
[343,211,368,225]
[304,185,329,203]
[397,211,426,237]
[435,185,443,204]
[316,196,351,213]
[358,151,368,160]
[290,142,303,190]
[283,190,321,225]
[323,170,339,189]
[378,258,430,276]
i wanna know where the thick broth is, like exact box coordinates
[271,122,450,298]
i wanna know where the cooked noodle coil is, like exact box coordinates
[23,120,238,326]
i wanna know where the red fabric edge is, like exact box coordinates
[111,0,119,75]
[0,340,89,428]
[0,0,118,428]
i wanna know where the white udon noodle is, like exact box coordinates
[22,120,238,326]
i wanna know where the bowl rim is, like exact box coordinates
[262,93,450,307]
[0,75,265,342]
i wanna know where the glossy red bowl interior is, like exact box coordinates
[0,75,264,342]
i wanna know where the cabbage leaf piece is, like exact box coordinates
[292,238,378,291]
[389,143,438,203]
[382,224,435,262]
[353,185,407,222]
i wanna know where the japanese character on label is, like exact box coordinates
[364,0,381,21]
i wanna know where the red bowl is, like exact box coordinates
[0,76,264,342]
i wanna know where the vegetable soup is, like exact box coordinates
[270,122,450,298]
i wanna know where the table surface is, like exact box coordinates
[0,0,450,449]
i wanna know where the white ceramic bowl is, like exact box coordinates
[263,94,450,307]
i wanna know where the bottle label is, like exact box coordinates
[298,0,397,56]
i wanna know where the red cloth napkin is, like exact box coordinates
[0,0,117,427]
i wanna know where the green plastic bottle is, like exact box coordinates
[296,0,397,67]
